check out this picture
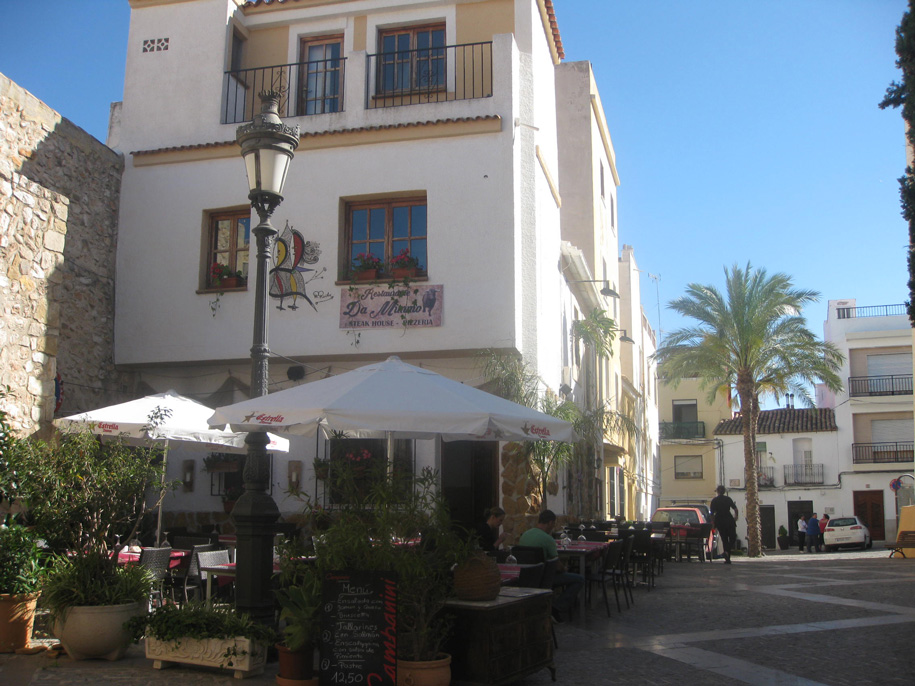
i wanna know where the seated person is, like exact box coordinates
[519,509,584,621]
[475,506,508,552]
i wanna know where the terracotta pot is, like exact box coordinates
[54,601,146,661]
[0,592,40,653]
[314,463,330,480]
[224,500,236,514]
[276,642,314,681]
[354,269,378,281]
[391,267,417,280]
[219,276,243,289]
[397,654,451,686]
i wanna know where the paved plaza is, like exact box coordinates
[1,549,913,685]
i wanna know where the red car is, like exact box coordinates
[651,507,716,559]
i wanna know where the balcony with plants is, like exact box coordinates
[222,40,498,128]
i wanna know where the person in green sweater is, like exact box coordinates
[519,509,584,621]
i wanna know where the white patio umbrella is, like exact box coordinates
[58,390,290,544]
[208,356,575,443]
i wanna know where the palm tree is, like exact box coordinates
[655,263,844,557]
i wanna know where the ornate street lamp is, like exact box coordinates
[234,91,299,623]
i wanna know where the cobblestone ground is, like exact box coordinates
[1,549,913,685]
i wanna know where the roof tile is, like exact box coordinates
[714,408,837,435]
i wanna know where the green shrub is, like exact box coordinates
[0,525,44,595]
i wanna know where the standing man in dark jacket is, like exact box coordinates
[710,485,739,564]
[806,513,820,553]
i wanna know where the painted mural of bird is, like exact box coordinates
[270,222,321,311]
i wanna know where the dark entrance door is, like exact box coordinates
[760,505,776,549]
[853,490,885,541]
[787,500,813,540]
[441,441,498,534]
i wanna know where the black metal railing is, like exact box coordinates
[757,466,775,488]
[223,57,346,124]
[366,41,492,109]
[659,421,706,439]
[852,442,914,464]
[784,464,824,485]
[848,374,913,397]
[836,303,906,319]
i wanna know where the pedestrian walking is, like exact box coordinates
[710,485,739,563]
[806,513,821,553]
[797,515,807,551]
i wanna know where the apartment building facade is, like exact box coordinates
[107,0,655,533]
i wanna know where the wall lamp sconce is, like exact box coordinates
[559,383,573,397]
[613,329,635,344]
[182,459,195,493]
[287,460,302,490]
[569,280,620,298]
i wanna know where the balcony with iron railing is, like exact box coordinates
[365,41,492,109]
[222,42,493,125]
[757,466,776,488]
[659,421,706,440]
[223,56,347,124]
[852,442,914,464]
[784,463,824,485]
[848,374,913,397]
[836,303,907,319]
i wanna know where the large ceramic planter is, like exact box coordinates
[276,642,316,686]
[397,654,451,686]
[0,592,40,653]
[146,636,268,679]
[54,601,145,661]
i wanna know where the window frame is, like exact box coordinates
[377,23,446,95]
[205,208,250,291]
[674,455,703,480]
[343,196,428,280]
[298,34,344,116]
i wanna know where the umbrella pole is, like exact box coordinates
[156,440,169,546]
[386,432,394,479]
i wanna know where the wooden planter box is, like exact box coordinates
[146,636,268,679]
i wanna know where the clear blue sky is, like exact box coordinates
[1,0,909,339]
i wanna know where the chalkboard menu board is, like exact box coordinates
[320,570,397,686]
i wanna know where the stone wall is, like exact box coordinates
[0,73,134,437]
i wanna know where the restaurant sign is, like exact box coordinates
[340,284,443,329]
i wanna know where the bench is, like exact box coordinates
[886,530,915,558]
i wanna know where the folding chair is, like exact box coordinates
[176,543,217,603]
[509,545,546,564]
[515,562,545,588]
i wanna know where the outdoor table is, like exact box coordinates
[444,587,555,685]
[198,560,291,605]
[557,540,609,616]
[117,549,187,569]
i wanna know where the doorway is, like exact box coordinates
[787,500,813,539]
[760,505,776,549]
[853,490,885,541]
[441,441,498,534]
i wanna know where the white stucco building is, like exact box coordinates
[106,0,656,535]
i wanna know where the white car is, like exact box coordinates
[823,516,872,551]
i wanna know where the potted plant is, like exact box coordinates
[777,525,790,550]
[311,466,473,686]
[388,249,420,280]
[274,557,322,686]
[351,253,383,281]
[128,602,277,679]
[210,262,245,289]
[4,429,169,660]
[312,457,330,481]
[0,525,45,653]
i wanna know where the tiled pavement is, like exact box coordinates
[2,548,913,685]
